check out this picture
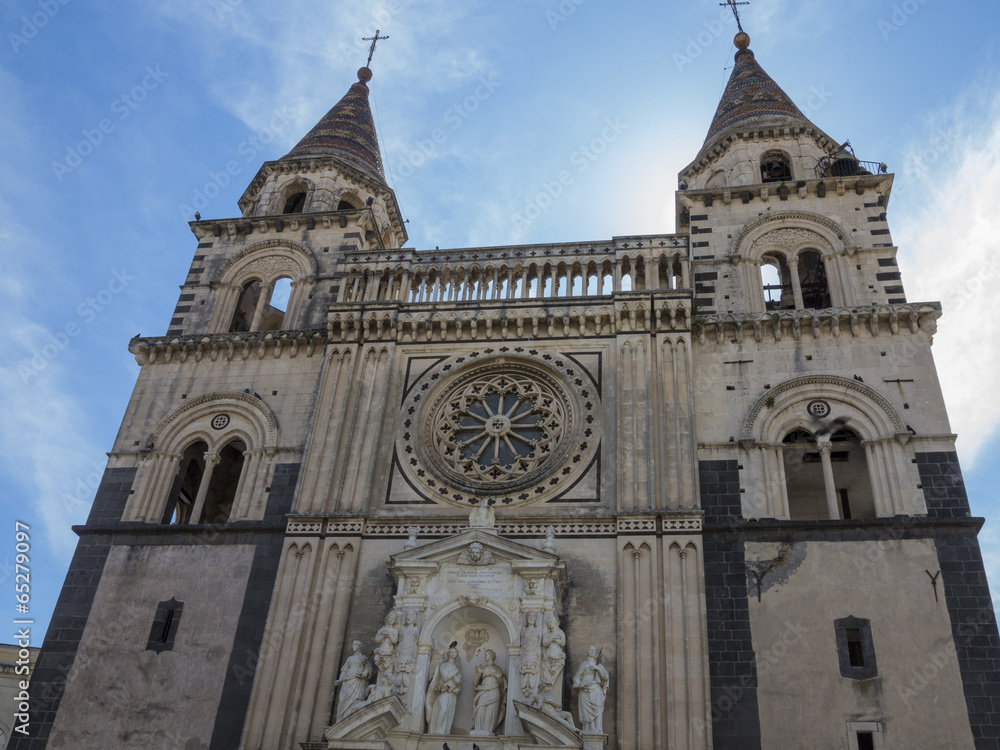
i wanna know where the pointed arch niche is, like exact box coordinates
[741,376,921,520]
[732,211,858,313]
[126,392,279,524]
[208,240,317,333]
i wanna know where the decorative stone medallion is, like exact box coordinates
[398,349,599,506]
[807,399,831,419]
[211,414,231,430]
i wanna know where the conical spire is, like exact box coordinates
[283,67,386,183]
[701,33,811,150]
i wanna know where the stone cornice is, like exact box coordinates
[339,233,689,269]
[676,173,893,227]
[695,303,941,345]
[129,329,328,366]
[235,156,408,243]
[328,294,694,343]
[284,514,704,538]
[188,207,382,248]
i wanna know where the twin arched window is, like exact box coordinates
[163,439,247,524]
[126,393,279,526]
[760,249,831,310]
[782,427,876,521]
[209,241,317,334]
[230,277,294,333]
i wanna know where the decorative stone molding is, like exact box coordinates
[662,517,702,532]
[148,391,279,451]
[730,210,855,260]
[214,239,318,283]
[695,303,940,345]
[328,297,693,344]
[287,520,324,535]
[617,517,657,534]
[742,374,906,440]
[129,330,328,366]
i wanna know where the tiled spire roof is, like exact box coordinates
[702,41,810,148]
[282,67,386,183]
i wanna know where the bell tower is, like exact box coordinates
[680,23,1000,750]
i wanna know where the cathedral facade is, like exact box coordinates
[16,28,1000,750]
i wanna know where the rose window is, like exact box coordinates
[421,362,577,493]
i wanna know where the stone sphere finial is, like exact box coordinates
[734,32,751,50]
[358,67,373,83]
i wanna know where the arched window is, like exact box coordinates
[163,441,207,524]
[783,429,829,520]
[782,427,876,520]
[761,254,792,310]
[259,277,292,331]
[200,440,247,524]
[798,250,832,309]
[337,197,361,211]
[283,191,307,214]
[761,151,793,183]
[230,281,262,333]
[229,277,293,332]
[828,428,876,519]
[706,169,727,188]
[162,439,246,525]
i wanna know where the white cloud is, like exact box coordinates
[895,80,1000,469]
[0,202,106,556]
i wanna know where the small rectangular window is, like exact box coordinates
[847,722,883,750]
[147,597,184,653]
[836,617,877,679]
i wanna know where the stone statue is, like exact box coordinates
[541,614,567,687]
[425,643,462,735]
[469,500,496,529]
[365,668,395,704]
[519,611,543,696]
[543,525,556,553]
[373,610,399,678]
[394,610,420,694]
[334,640,372,721]
[471,649,506,736]
[529,680,576,729]
[404,525,419,550]
[572,646,609,734]
[458,541,495,566]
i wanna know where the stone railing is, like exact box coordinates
[337,235,691,305]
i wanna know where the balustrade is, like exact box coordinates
[337,238,690,305]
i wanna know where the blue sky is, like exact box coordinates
[2,0,999,642]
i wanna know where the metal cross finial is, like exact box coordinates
[721,0,750,32]
[362,29,389,67]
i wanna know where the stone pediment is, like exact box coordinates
[389,528,567,588]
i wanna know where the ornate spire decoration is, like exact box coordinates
[699,10,811,150]
[721,0,749,32]
[363,29,389,68]
[281,33,393,182]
